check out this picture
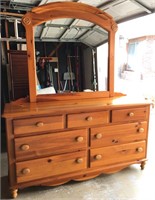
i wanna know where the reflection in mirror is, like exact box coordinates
[34,18,108,95]
[97,42,108,91]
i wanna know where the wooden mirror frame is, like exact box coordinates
[22,2,118,102]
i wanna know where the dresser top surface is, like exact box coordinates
[3,96,150,118]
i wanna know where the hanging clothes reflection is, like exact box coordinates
[37,58,52,89]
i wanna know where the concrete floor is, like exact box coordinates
[1,109,155,200]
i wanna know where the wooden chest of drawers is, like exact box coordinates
[3,97,150,198]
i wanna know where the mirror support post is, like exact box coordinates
[108,23,117,97]
[108,31,115,97]
[22,16,37,102]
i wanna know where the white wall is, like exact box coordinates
[114,13,155,97]
[97,43,108,91]
[97,13,155,98]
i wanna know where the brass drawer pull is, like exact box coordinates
[22,168,30,175]
[136,147,143,152]
[128,112,134,117]
[36,122,44,127]
[76,158,83,163]
[95,133,103,139]
[86,116,93,121]
[138,128,144,133]
[95,154,102,160]
[76,136,84,142]
[20,144,30,151]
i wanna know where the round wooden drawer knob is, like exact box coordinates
[129,112,134,117]
[138,128,144,133]
[95,154,102,160]
[36,122,44,127]
[95,133,103,139]
[76,136,84,142]
[86,116,93,121]
[22,168,30,175]
[76,158,83,163]
[20,144,30,151]
[136,147,143,152]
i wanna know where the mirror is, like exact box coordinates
[34,18,109,95]
[22,2,117,102]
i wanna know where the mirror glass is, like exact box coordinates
[34,18,108,95]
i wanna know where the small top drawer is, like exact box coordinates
[13,115,64,135]
[67,111,109,128]
[112,107,149,123]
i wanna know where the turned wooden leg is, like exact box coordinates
[140,161,146,170]
[11,189,18,199]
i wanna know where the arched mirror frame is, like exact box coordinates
[22,2,118,103]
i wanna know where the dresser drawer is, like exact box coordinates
[90,141,146,168]
[67,111,109,128]
[91,122,147,148]
[13,115,64,135]
[15,129,88,161]
[16,151,87,183]
[112,107,148,123]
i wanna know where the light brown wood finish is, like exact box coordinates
[3,96,150,198]
[90,141,146,168]
[3,2,151,198]
[24,24,36,102]
[22,2,118,102]
[16,151,87,183]
[13,115,65,135]
[108,31,115,96]
[112,107,149,122]
[67,111,109,128]
[3,96,149,118]
[15,129,88,161]
[90,122,148,148]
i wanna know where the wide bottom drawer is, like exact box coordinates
[90,141,146,168]
[16,151,87,183]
